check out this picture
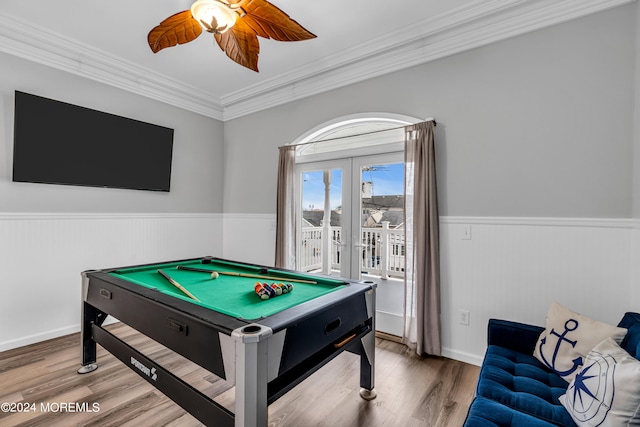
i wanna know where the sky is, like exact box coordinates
[302,162,404,210]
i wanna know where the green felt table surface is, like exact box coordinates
[109,259,346,320]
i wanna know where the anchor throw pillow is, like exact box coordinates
[559,337,640,426]
[533,301,627,382]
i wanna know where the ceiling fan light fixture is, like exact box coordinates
[190,0,237,34]
[149,0,316,71]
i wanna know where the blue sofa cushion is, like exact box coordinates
[619,311,640,359]
[465,397,565,427]
[476,345,576,426]
[487,318,544,355]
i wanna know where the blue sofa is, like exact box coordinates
[463,311,640,426]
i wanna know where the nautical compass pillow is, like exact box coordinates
[533,301,627,382]
[559,337,640,426]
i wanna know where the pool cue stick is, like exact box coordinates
[157,269,200,301]
[176,266,221,274]
[216,271,317,284]
[175,265,317,284]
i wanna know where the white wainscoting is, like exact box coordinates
[2,213,636,366]
[222,214,637,366]
[441,217,634,365]
[222,213,278,266]
[0,213,223,352]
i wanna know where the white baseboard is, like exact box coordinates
[0,317,120,353]
[376,310,404,337]
[441,347,484,367]
[0,324,79,353]
[376,309,485,366]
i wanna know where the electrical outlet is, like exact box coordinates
[462,225,472,240]
[459,310,470,326]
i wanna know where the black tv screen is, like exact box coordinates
[12,91,174,192]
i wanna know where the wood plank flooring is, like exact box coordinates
[0,323,479,427]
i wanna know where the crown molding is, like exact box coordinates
[221,0,635,120]
[0,0,635,121]
[0,13,225,120]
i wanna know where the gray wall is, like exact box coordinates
[2,5,633,218]
[223,5,635,219]
[634,3,640,219]
[0,53,224,213]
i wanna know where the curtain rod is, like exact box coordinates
[280,118,436,149]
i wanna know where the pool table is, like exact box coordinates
[78,257,376,427]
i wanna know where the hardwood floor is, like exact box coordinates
[0,323,479,427]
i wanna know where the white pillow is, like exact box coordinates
[533,301,627,382]
[559,337,640,426]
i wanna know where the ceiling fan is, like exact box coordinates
[148,0,316,72]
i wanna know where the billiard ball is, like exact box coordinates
[254,283,270,300]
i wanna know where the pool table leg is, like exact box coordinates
[358,329,377,400]
[78,272,107,374]
[359,287,376,400]
[232,324,273,427]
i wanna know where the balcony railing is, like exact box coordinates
[300,221,405,279]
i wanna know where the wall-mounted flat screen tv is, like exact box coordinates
[12,91,174,192]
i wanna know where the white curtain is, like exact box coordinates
[274,145,297,269]
[403,120,441,356]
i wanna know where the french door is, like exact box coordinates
[295,152,404,282]
[296,158,353,278]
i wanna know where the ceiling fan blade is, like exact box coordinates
[240,0,316,42]
[214,19,260,72]
[148,10,203,53]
